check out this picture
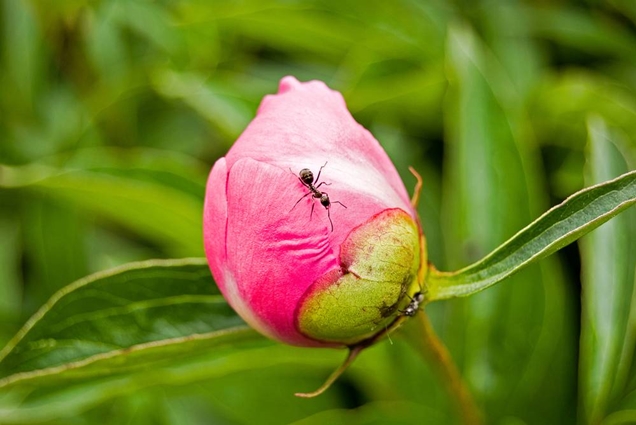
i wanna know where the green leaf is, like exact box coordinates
[0,258,266,422]
[0,258,251,381]
[427,170,636,300]
[526,4,636,62]
[292,400,448,425]
[152,70,253,140]
[441,22,577,423]
[0,215,21,320]
[19,197,90,314]
[0,158,205,257]
[578,117,636,424]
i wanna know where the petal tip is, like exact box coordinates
[279,76,301,93]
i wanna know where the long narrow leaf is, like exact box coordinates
[427,170,636,300]
[579,117,636,424]
[441,22,577,422]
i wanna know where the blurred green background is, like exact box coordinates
[1,0,635,424]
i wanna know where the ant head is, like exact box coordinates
[413,292,425,303]
[299,168,314,185]
[320,193,330,207]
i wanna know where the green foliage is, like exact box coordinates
[1,0,635,424]
[579,118,636,425]
[0,259,248,378]
[428,170,636,299]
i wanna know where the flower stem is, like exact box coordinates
[416,312,483,425]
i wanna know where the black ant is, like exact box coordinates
[290,162,347,231]
[400,291,425,317]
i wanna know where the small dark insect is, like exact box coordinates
[401,291,425,317]
[290,161,347,231]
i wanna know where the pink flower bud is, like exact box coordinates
[203,76,423,347]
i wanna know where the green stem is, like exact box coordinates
[417,312,483,425]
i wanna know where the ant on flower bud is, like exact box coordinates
[290,161,347,232]
[400,291,425,317]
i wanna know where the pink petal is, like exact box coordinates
[225,76,413,217]
[203,157,229,284]
[224,157,341,345]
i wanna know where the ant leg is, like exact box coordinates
[310,202,316,220]
[314,161,328,185]
[331,200,347,209]
[297,177,311,188]
[290,191,312,212]
[314,182,331,189]
[291,168,305,186]
[327,207,334,232]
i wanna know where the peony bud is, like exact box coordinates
[203,76,424,347]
